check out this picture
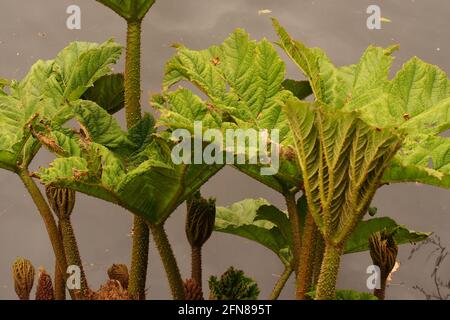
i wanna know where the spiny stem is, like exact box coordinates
[59,218,89,299]
[269,265,293,300]
[374,277,387,300]
[284,192,302,276]
[54,223,66,300]
[296,214,317,300]
[125,20,142,127]
[315,244,343,300]
[149,223,185,300]
[311,232,325,288]
[124,19,150,300]
[17,169,68,293]
[128,216,149,300]
[191,246,202,289]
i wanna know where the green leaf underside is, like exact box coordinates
[36,101,222,224]
[273,19,450,190]
[345,217,431,254]
[0,40,122,171]
[215,199,293,266]
[285,98,402,243]
[82,73,125,114]
[154,29,302,192]
[96,0,155,21]
[214,199,428,266]
[282,79,313,101]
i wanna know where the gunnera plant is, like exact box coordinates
[95,0,156,300]
[153,18,446,299]
[214,198,427,299]
[0,38,123,299]
[22,0,225,300]
[272,19,449,299]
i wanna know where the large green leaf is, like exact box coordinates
[53,40,122,101]
[215,199,293,266]
[273,19,450,190]
[154,29,301,193]
[96,0,155,21]
[71,99,134,150]
[0,40,122,172]
[383,134,450,188]
[36,100,222,224]
[214,198,428,266]
[345,217,431,254]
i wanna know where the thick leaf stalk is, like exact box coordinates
[54,255,66,300]
[311,232,325,287]
[284,192,302,276]
[296,214,318,299]
[54,224,66,300]
[315,244,343,300]
[149,223,185,300]
[125,21,143,126]
[59,218,89,299]
[129,217,149,299]
[269,264,293,300]
[124,19,150,300]
[18,170,68,295]
[46,186,89,299]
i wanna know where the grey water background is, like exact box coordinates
[0,0,449,299]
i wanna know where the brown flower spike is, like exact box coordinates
[35,267,55,300]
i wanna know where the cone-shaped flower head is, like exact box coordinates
[35,267,55,300]
[45,185,76,219]
[12,258,35,300]
[186,192,216,248]
[369,230,398,277]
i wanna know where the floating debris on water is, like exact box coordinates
[258,9,272,15]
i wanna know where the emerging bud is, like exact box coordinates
[183,279,204,300]
[369,230,398,276]
[107,264,129,289]
[35,267,55,300]
[185,192,216,249]
[45,185,76,219]
[369,230,398,300]
[12,258,35,300]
